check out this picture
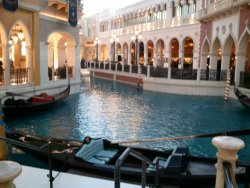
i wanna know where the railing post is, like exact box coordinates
[212,136,245,188]
[47,141,54,188]
[141,161,146,188]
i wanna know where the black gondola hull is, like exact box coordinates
[6,132,249,188]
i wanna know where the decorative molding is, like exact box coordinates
[228,23,232,31]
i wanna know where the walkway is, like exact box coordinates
[14,165,141,188]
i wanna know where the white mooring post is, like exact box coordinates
[212,136,245,188]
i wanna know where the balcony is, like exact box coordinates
[47,0,68,12]
[198,0,249,21]
[47,0,83,12]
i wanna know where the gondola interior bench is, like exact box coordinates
[147,146,189,174]
[75,139,118,164]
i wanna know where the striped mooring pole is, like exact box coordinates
[0,112,7,160]
[224,71,231,100]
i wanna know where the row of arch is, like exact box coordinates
[0,20,77,86]
[89,30,250,85]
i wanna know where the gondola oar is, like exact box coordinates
[112,129,250,144]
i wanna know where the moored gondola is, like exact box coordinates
[1,83,70,117]
[5,131,250,188]
[234,87,250,110]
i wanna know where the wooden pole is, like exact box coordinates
[0,112,7,160]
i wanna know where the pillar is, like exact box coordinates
[153,47,157,67]
[212,136,245,188]
[2,45,10,86]
[144,43,148,66]
[128,45,131,65]
[235,53,246,86]
[26,46,33,84]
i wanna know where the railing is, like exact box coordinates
[200,69,227,81]
[87,62,231,82]
[0,135,55,188]
[223,162,238,188]
[114,147,159,188]
[11,68,29,85]
[48,66,74,81]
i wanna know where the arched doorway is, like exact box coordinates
[210,37,222,81]
[170,38,179,68]
[223,35,236,84]
[147,40,154,65]
[47,31,76,80]
[139,41,144,65]
[9,22,31,85]
[237,31,250,88]
[156,39,165,67]
[183,37,193,70]
[116,43,122,63]
[200,39,210,80]
[100,44,108,62]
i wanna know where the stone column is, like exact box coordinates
[235,53,246,86]
[2,45,10,87]
[128,45,131,65]
[153,46,157,67]
[26,46,33,84]
[144,43,148,66]
[212,136,245,188]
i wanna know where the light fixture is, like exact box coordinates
[18,31,24,41]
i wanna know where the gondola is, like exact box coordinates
[1,83,70,117]
[234,87,250,110]
[5,131,250,188]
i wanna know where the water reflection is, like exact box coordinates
[6,77,250,160]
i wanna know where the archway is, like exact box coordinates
[139,41,144,65]
[116,43,122,63]
[47,31,76,80]
[210,37,222,81]
[100,44,108,62]
[170,38,179,68]
[183,37,193,70]
[156,39,165,67]
[223,35,236,84]
[200,39,210,80]
[237,31,250,87]
[9,22,31,85]
[147,40,154,65]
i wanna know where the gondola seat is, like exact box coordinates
[75,139,118,164]
[147,146,189,174]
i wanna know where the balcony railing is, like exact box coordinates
[198,0,249,19]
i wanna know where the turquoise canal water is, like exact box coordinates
[5,76,250,161]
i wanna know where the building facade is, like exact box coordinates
[82,0,250,95]
[0,0,83,96]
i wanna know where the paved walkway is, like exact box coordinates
[14,165,140,188]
